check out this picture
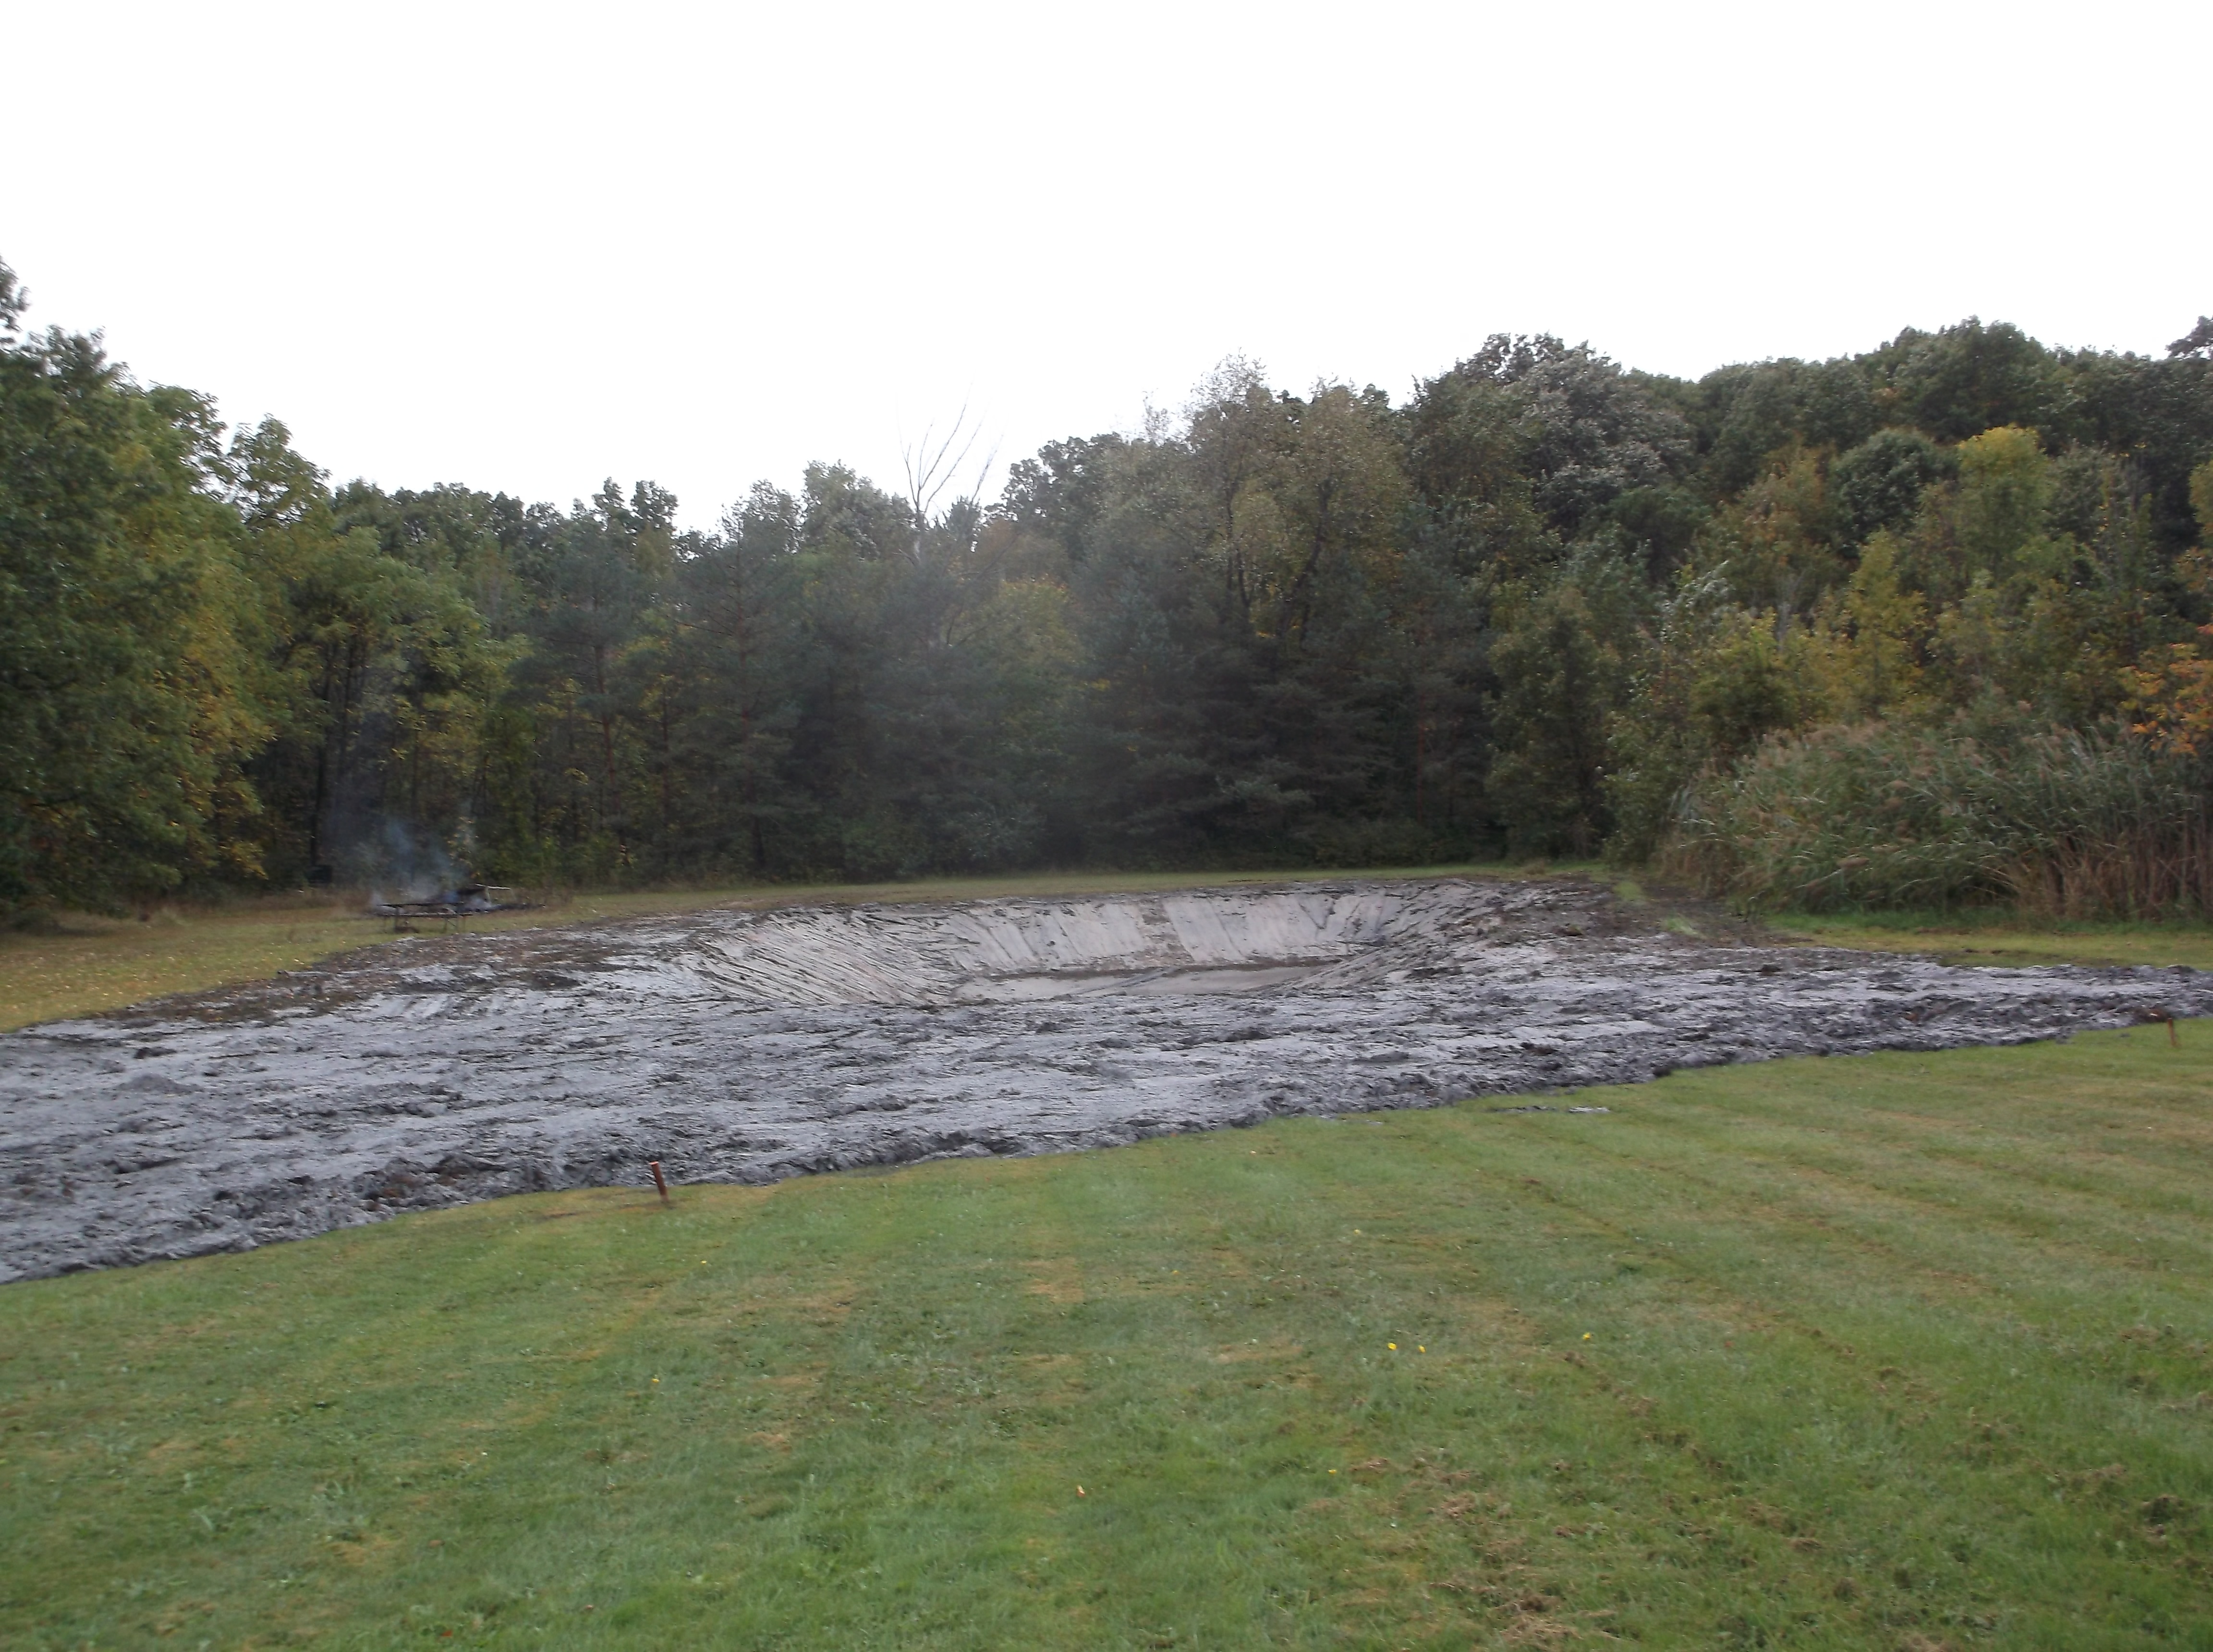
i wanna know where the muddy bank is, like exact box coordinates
[4,876,2207,1281]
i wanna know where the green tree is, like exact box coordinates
[1819,532,1926,720]
[1486,556,1638,856]
[0,263,269,911]
[1829,429,1954,549]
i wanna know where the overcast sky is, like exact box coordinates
[9,0,2207,527]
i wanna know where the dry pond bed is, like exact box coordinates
[4,875,2208,1281]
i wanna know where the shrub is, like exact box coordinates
[1663,716,2213,917]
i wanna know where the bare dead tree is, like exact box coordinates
[900,405,998,563]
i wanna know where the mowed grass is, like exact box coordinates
[0,864,1540,1034]
[1768,912,2213,974]
[5,1032,2212,1649]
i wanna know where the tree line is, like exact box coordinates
[6,250,2213,914]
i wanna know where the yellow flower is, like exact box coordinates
[1387,1343,1398,1351]
[1582,1333,1592,1341]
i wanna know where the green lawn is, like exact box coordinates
[1767,912,2213,974]
[5,1029,2211,1649]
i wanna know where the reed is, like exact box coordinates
[1663,717,2213,916]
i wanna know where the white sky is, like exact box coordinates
[9,0,2208,528]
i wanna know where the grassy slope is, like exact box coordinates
[5,1031,2211,1650]
[0,864,1532,1035]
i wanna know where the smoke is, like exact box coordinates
[357,818,467,907]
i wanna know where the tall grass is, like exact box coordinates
[1663,717,2213,916]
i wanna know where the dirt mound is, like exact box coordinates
[3,875,2207,1281]
[662,884,1470,1005]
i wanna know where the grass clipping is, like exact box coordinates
[4,1030,2212,1647]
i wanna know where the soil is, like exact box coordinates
[4,875,2207,1282]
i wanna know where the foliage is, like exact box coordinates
[0,282,270,911]
[2121,457,2213,757]
[1666,715,2213,916]
[1603,581,1813,863]
[5,247,2213,909]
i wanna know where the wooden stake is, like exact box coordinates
[2168,1018,2180,1048]
[650,1161,670,1204]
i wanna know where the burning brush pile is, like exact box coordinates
[355,821,534,929]
[366,882,532,929]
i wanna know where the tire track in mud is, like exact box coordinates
[4,876,2208,1281]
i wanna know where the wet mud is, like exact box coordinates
[4,876,2208,1281]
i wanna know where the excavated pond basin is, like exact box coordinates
[4,876,2209,1281]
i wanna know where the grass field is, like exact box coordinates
[5,1028,2211,1649]
[0,864,1534,1035]
[1768,912,2213,975]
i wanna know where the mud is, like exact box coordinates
[4,876,2208,1282]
